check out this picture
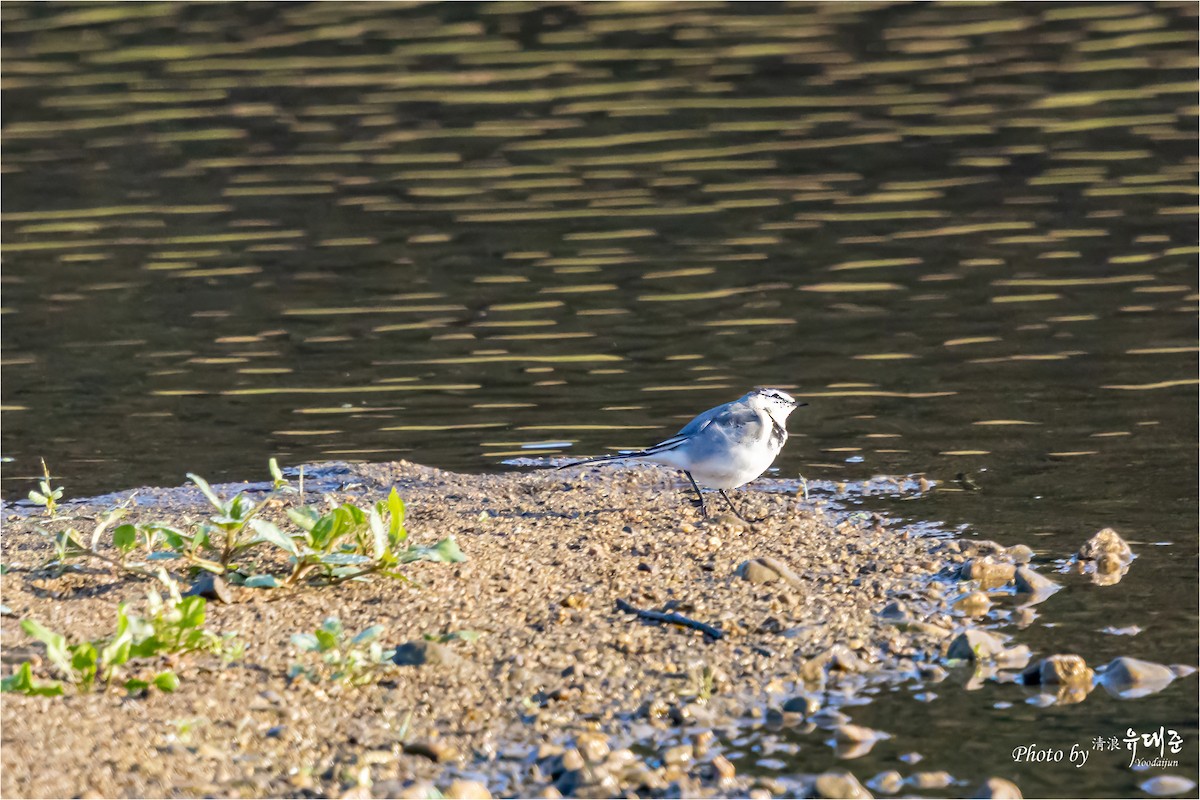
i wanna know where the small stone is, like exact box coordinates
[971,777,1023,798]
[1021,654,1093,688]
[575,732,609,764]
[912,771,953,789]
[186,572,233,604]
[954,591,992,616]
[834,723,880,743]
[782,695,818,715]
[877,601,907,621]
[946,629,1006,661]
[1078,528,1133,564]
[444,780,492,800]
[660,743,694,766]
[868,770,903,795]
[403,740,459,763]
[1139,776,1197,796]
[711,755,736,781]
[396,781,441,799]
[1013,566,1058,595]
[391,640,462,667]
[560,748,585,771]
[814,769,872,799]
[1006,544,1034,564]
[1097,656,1176,698]
[737,557,803,588]
[960,557,1016,588]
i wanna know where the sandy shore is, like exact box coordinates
[1,460,1030,798]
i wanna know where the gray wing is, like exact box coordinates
[641,400,756,455]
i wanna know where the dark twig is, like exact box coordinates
[615,598,723,640]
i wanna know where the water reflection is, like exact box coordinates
[2,2,1197,795]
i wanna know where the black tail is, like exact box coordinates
[555,451,644,471]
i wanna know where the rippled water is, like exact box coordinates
[2,2,1197,796]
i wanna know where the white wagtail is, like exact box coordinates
[557,388,805,521]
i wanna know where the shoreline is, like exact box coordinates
[3,460,1046,798]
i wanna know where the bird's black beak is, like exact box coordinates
[795,401,809,408]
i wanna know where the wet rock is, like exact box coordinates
[1021,654,1094,688]
[186,572,233,604]
[946,629,1006,661]
[877,601,908,622]
[737,557,803,589]
[574,732,609,764]
[801,644,867,681]
[1006,544,1034,564]
[391,640,462,667]
[1096,656,1176,698]
[954,591,992,616]
[972,777,1023,798]
[834,723,882,743]
[403,740,459,763]
[867,770,903,795]
[444,780,492,799]
[1012,566,1058,595]
[782,695,819,716]
[912,771,953,790]
[814,769,873,799]
[1139,776,1197,796]
[1078,528,1133,565]
[659,743,694,766]
[960,558,1016,589]
[710,755,736,782]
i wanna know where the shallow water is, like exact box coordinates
[2,2,1197,796]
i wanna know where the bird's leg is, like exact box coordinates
[719,490,762,525]
[683,471,708,518]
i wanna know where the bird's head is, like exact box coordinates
[745,387,805,421]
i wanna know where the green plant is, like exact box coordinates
[288,618,395,685]
[247,487,464,587]
[1,571,240,696]
[28,459,64,516]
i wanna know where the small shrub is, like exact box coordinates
[288,618,394,685]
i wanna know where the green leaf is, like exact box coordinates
[249,519,299,557]
[318,553,372,566]
[153,671,179,692]
[351,625,384,645]
[400,537,467,564]
[70,642,97,673]
[269,458,285,487]
[28,491,48,505]
[177,596,206,629]
[21,619,71,676]
[124,678,150,693]
[314,629,338,652]
[291,633,320,651]
[286,506,320,533]
[129,636,166,659]
[2,662,63,696]
[187,473,227,513]
[112,524,138,554]
[341,503,367,528]
[244,574,280,589]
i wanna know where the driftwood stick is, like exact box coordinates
[615,598,723,640]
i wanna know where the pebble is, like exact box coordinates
[444,780,492,799]
[403,740,459,763]
[946,629,1006,661]
[711,755,736,782]
[1097,656,1177,698]
[954,591,992,616]
[660,743,694,766]
[912,771,953,789]
[1078,527,1133,564]
[1139,776,1197,796]
[960,558,1016,589]
[1021,654,1093,687]
[575,733,610,764]
[868,770,903,794]
[971,777,1023,798]
[1006,544,1034,564]
[834,723,881,743]
[1013,566,1059,596]
[737,557,804,589]
[814,769,873,799]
